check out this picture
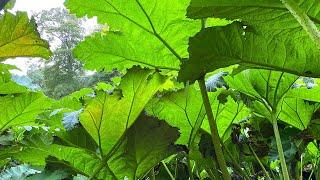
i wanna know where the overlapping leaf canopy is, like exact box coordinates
[65,0,201,71]
[179,0,320,82]
[225,69,320,129]
[7,67,181,179]
[1,0,320,179]
[65,0,320,84]
[0,8,52,132]
[279,98,319,130]
[187,0,319,24]
[0,92,52,131]
[80,66,169,154]
[187,0,320,40]
[0,6,52,133]
[147,85,249,144]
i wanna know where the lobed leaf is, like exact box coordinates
[147,84,249,144]
[179,22,320,82]
[0,92,52,131]
[278,98,319,130]
[0,12,51,59]
[187,0,320,35]
[107,115,180,179]
[179,0,320,82]
[65,0,200,71]
[10,115,181,179]
[80,66,168,156]
[225,69,320,129]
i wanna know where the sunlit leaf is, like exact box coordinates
[65,0,200,71]
[0,92,52,131]
[0,12,51,59]
[147,85,249,144]
[179,22,320,82]
[80,66,168,156]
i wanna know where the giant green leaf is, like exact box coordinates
[0,92,52,131]
[11,115,180,179]
[0,12,51,59]
[226,68,320,104]
[107,115,180,179]
[179,0,320,82]
[224,69,320,129]
[65,0,200,71]
[278,98,319,130]
[146,85,207,145]
[224,69,298,119]
[187,0,320,43]
[52,87,94,110]
[147,85,249,144]
[21,67,175,178]
[80,66,168,156]
[186,0,320,50]
[0,64,27,94]
[9,131,103,178]
[55,126,99,153]
[178,22,320,82]
[287,85,320,103]
[279,0,320,48]
[187,0,320,35]
[215,100,249,142]
[225,69,298,108]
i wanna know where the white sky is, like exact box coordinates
[12,0,64,13]
[6,0,97,75]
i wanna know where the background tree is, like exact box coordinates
[27,8,117,99]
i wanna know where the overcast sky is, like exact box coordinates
[12,0,64,13]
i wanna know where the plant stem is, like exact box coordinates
[280,0,320,49]
[271,113,290,180]
[301,154,303,180]
[249,144,271,180]
[222,143,250,180]
[161,161,175,180]
[188,157,194,180]
[198,77,231,180]
[174,157,178,179]
[308,169,314,180]
[149,168,156,180]
[308,150,319,180]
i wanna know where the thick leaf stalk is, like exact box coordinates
[280,0,320,49]
[249,144,271,180]
[161,161,175,180]
[271,112,290,180]
[198,77,231,180]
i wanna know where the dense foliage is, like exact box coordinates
[0,0,320,179]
